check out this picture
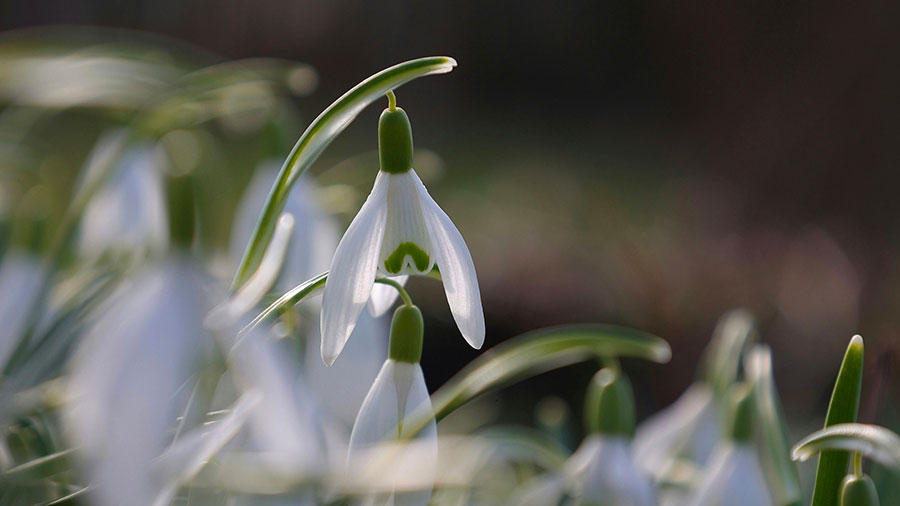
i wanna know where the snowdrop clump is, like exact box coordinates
[0,49,896,506]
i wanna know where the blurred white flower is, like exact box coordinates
[63,257,206,506]
[686,443,772,506]
[78,141,168,259]
[0,249,44,368]
[348,359,437,506]
[321,168,484,365]
[633,384,721,480]
[230,163,338,293]
[573,435,657,506]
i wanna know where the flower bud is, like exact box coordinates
[840,474,880,506]
[585,368,636,437]
[389,304,424,363]
[378,106,414,174]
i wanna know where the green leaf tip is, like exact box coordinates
[231,56,457,291]
[811,334,866,506]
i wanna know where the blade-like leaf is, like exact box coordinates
[400,325,670,438]
[232,56,457,290]
[811,335,865,506]
[240,271,329,334]
[0,449,74,485]
[793,423,900,470]
[745,345,803,506]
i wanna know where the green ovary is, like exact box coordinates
[384,242,430,274]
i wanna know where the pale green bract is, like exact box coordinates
[232,56,458,290]
[792,423,900,470]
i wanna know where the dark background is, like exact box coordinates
[2,0,898,432]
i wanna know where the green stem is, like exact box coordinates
[854,452,863,478]
[386,90,397,111]
[374,277,413,306]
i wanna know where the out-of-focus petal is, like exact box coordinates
[63,258,205,506]
[633,383,720,478]
[305,310,389,430]
[581,436,657,506]
[78,143,168,259]
[321,172,389,365]
[413,173,484,349]
[687,444,773,506]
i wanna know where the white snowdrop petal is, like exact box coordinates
[321,172,389,365]
[305,310,389,429]
[348,360,436,506]
[688,444,773,506]
[633,384,720,476]
[413,173,485,349]
[79,144,168,258]
[63,259,205,506]
[581,436,657,506]
[379,172,435,276]
[368,275,409,317]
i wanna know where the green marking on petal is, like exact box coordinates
[384,242,430,274]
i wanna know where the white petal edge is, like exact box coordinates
[368,275,409,317]
[412,172,485,349]
[321,172,389,365]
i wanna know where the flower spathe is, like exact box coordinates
[320,168,484,365]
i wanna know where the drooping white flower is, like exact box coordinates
[63,257,206,506]
[347,304,437,506]
[347,359,438,506]
[633,383,721,479]
[686,384,772,506]
[320,104,484,365]
[568,435,657,506]
[78,138,168,260]
[686,444,772,506]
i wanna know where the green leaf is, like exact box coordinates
[0,449,73,485]
[231,56,457,290]
[811,335,865,506]
[793,423,900,470]
[699,309,757,396]
[400,324,669,438]
[745,344,803,506]
[240,271,328,334]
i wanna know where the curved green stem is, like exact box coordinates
[231,56,457,291]
[374,277,413,306]
[386,90,397,111]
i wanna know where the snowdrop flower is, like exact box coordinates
[633,383,721,479]
[78,137,168,260]
[348,304,437,505]
[687,385,772,506]
[574,369,656,506]
[516,369,656,506]
[63,257,206,506]
[320,95,484,365]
